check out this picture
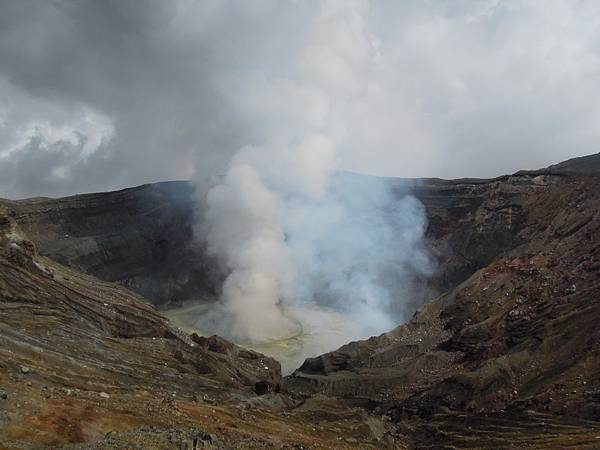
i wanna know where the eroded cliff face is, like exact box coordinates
[5,181,220,306]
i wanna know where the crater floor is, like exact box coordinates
[164,301,364,374]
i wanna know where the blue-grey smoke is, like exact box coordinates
[286,173,433,338]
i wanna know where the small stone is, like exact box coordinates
[507,309,520,320]
[254,380,271,396]
[202,433,219,444]
[99,392,110,399]
[0,391,7,400]
[20,366,30,374]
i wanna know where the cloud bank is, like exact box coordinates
[1,1,600,198]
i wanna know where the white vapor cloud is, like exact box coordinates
[197,1,433,349]
[198,0,373,343]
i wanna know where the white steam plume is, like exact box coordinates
[199,0,432,348]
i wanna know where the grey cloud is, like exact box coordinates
[0,134,118,198]
[1,0,600,199]
[0,0,242,197]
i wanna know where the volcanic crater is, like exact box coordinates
[1,153,600,448]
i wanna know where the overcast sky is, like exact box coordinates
[1,0,600,198]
